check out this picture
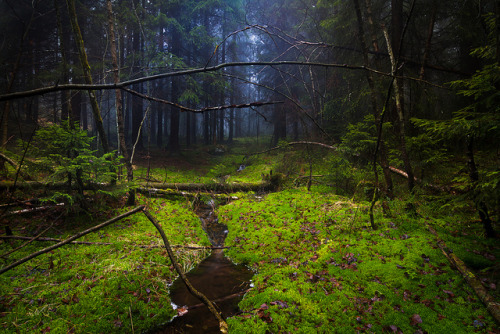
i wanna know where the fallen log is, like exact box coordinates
[388,166,453,193]
[427,223,500,324]
[0,224,53,259]
[143,182,273,193]
[185,288,252,312]
[1,203,65,217]
[0,181,116,192]
[0,152,32,181]
[247,141,337,156]
[137,187,239,200]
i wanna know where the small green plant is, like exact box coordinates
[24,121,122,188]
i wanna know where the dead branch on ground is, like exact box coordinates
[0,206,145,275]
[426,223,500,324]
[142,209,228,333]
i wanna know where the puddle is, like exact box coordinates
[152,199,253,333]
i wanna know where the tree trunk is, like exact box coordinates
[130,4,143,151]
[354,0,394,198]
[467,137,496,238]
[55,0,72,123]
[383,27,415,193]
[1,9,33,150]
[107,0,133,188]
[66,0,109,153]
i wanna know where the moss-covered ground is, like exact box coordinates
[0,138,498,333]
[220,190,499,333]
[0,195,211,333]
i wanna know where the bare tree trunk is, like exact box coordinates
[55,0,72,123]
[383,27,415,193]
[354,0,394,199]
[419,7,437,80]
[107,0,133,191]
[66,0,109,153]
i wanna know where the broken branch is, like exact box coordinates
[142,208,228,333]
[0,206,145,275]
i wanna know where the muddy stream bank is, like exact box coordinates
[154,200,253,333]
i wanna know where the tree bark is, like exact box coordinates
[66,0,109,153]
[107,0,134,187]
[466,137,496,238]
[354,0,394,199]
[383,27,415,193]
[427,224,500,323]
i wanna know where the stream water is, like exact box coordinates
[153,201,253,333]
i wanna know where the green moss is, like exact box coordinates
[219,190,498,333]
[0,197,210,333]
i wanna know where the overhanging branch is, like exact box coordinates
[0,60,442,102]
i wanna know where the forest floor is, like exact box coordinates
[0,139,499,333]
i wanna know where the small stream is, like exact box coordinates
[154,200,253,333]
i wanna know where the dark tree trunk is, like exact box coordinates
[167,3,181,151]
[354,0,394,198]
[131,15,143,150]
[467,137,496,238]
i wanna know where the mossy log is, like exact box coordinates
[0,181,116,192]
[427,224,500,324]
[0,181,272,193]
[0,152,32,181]
[142,182,273,193]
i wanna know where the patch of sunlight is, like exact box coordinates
[101,258,136,273]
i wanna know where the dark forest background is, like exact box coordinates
[0,0,499,235]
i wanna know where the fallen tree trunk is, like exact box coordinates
[137,187,240,200]
[0,181,116,192]
[427,223,500,324]
[0,206,145,275]
[0,224,53,259]
[1,203,65,217]
[0,181,272,193]
[186,288,251,312]
[0,152,32,181]
[144,182,273,193]
[388,166,454,193]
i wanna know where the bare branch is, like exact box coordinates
[122,87,283,113]
[247,141,336,156]
[0,60,446,103]
[0,61,391,102]
[0,206,145,275]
